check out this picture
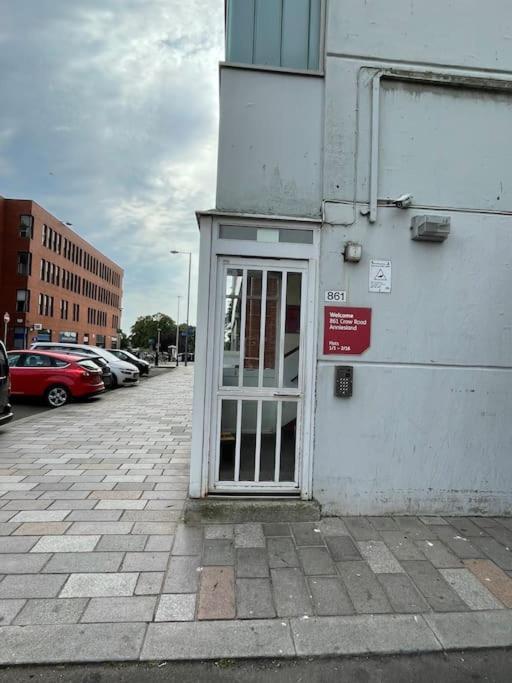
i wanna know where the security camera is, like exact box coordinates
[394,194,413,209]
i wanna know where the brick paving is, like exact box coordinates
[0,366,512,663]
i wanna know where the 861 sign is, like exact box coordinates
[324,290,347,303]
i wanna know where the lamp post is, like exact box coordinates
[154,313,163,367]
[170,250,192,366]
[175,295,181,367]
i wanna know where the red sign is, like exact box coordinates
[323,306,372,355]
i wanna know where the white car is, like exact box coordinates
[29,342,139,387]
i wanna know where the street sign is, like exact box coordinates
[323,306,372,355]
[3,312,10,324]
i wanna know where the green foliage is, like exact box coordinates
[129,313,197,354]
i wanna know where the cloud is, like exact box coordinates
[0,0,224,329]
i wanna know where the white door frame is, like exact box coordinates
[209,257,310,494]
[189,213,319,500]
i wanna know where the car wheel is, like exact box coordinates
[45,385,70,408]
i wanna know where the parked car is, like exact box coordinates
[109,349,150,375]
[29,343,139,387]
[0,342,13,426]
[7,350,105,407]
[46,350,114,389]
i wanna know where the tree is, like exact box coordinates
[130,313,176,350]
[117,330,130,350]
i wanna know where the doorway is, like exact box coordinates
[210,257,310,494]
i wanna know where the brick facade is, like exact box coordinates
[0,196,123,350]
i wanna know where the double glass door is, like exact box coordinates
[211,257,308,492]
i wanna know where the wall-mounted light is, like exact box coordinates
[343,241,363,263]
[410,215,450,242]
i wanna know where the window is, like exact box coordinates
[54,358,70,367]
[19,215,34,239]
[60,299,68,320]
[72,303,80,322]
[42,224,48,246]
[21,353,52,368]
[16,289,30,313]
[226,0,322,71]
[7,354,21,367]
[17,252,32,276]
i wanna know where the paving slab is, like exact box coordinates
[414,539,463,568]
[234,523,265,548]
[290,522,324,546]
[471,535,512,570]
[135,572,164,595]
[401,560,468,612]
[197,566,235,620]
[236,578,276,619]
[424,610,512,649]
[298,546,336,575]
[81,596,156,623]
[171,525,203,555]
[464,559,512,607]
[325,535,362,562]
[155,593,196,621]
[60,572,138,598]
[377,573,430,613]
[271,567,313,616]
[163,555,201,593]
[336,561,392,614]
[439,568,503,610]
[0,553,51,574]
[0,574,67,599]
[236,547,269,577]
[342,517,377,541]
[13,598,87,625]
[429,525,483,559]
[0,623,146,664]
[141,619,295,660]
[0,599,26,625]
[202,539,234,566]
[308,576,354,616]
[357,541,403,573]
[263,522,291,537]
[267,537,299,568]
[31,535,100,553]
[291,614,441,656]
[43,552,124,574]
[121,552,170,572]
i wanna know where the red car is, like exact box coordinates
[7,350,105,408]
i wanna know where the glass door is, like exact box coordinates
[211,258,307,492]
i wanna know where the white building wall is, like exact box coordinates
[216,68,324,218]
[206,0,512,514]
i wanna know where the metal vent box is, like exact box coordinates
[410,215,450,242]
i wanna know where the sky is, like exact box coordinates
[0,0,225,330]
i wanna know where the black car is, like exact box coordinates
[53,351,114,389]
[109,349,150,376]
[0,342,13,427]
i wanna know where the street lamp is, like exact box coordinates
[175,295,182,367]
[154,313,163,367]
[170,250,192,366]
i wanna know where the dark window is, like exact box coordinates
[16,289,30,313]
[19,215,34,239]
[17,252,32,276]
[7,353,21,367]
[53,358,70,367]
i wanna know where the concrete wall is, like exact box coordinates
[312,0,512,514]
[212,0,512,513]
[216,67,323,218]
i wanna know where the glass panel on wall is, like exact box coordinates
[262,272,281,387]
[282,272,302,388]
[226,0,321,71]
[258,401,277,481]
[219,399,238,481]
[279,401,297,481]
[223,268,243,386]
[242,270,263,386]
[239,400,258,480]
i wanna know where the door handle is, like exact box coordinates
[273,392,302,398]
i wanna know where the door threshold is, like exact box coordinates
[184,496,320,524]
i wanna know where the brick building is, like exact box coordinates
[0,196,123,350]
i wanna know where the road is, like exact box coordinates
[10,366,175,422]
[0,650,511,682]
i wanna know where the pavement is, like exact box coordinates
[0,367,511,666]
[9,365,172,422]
